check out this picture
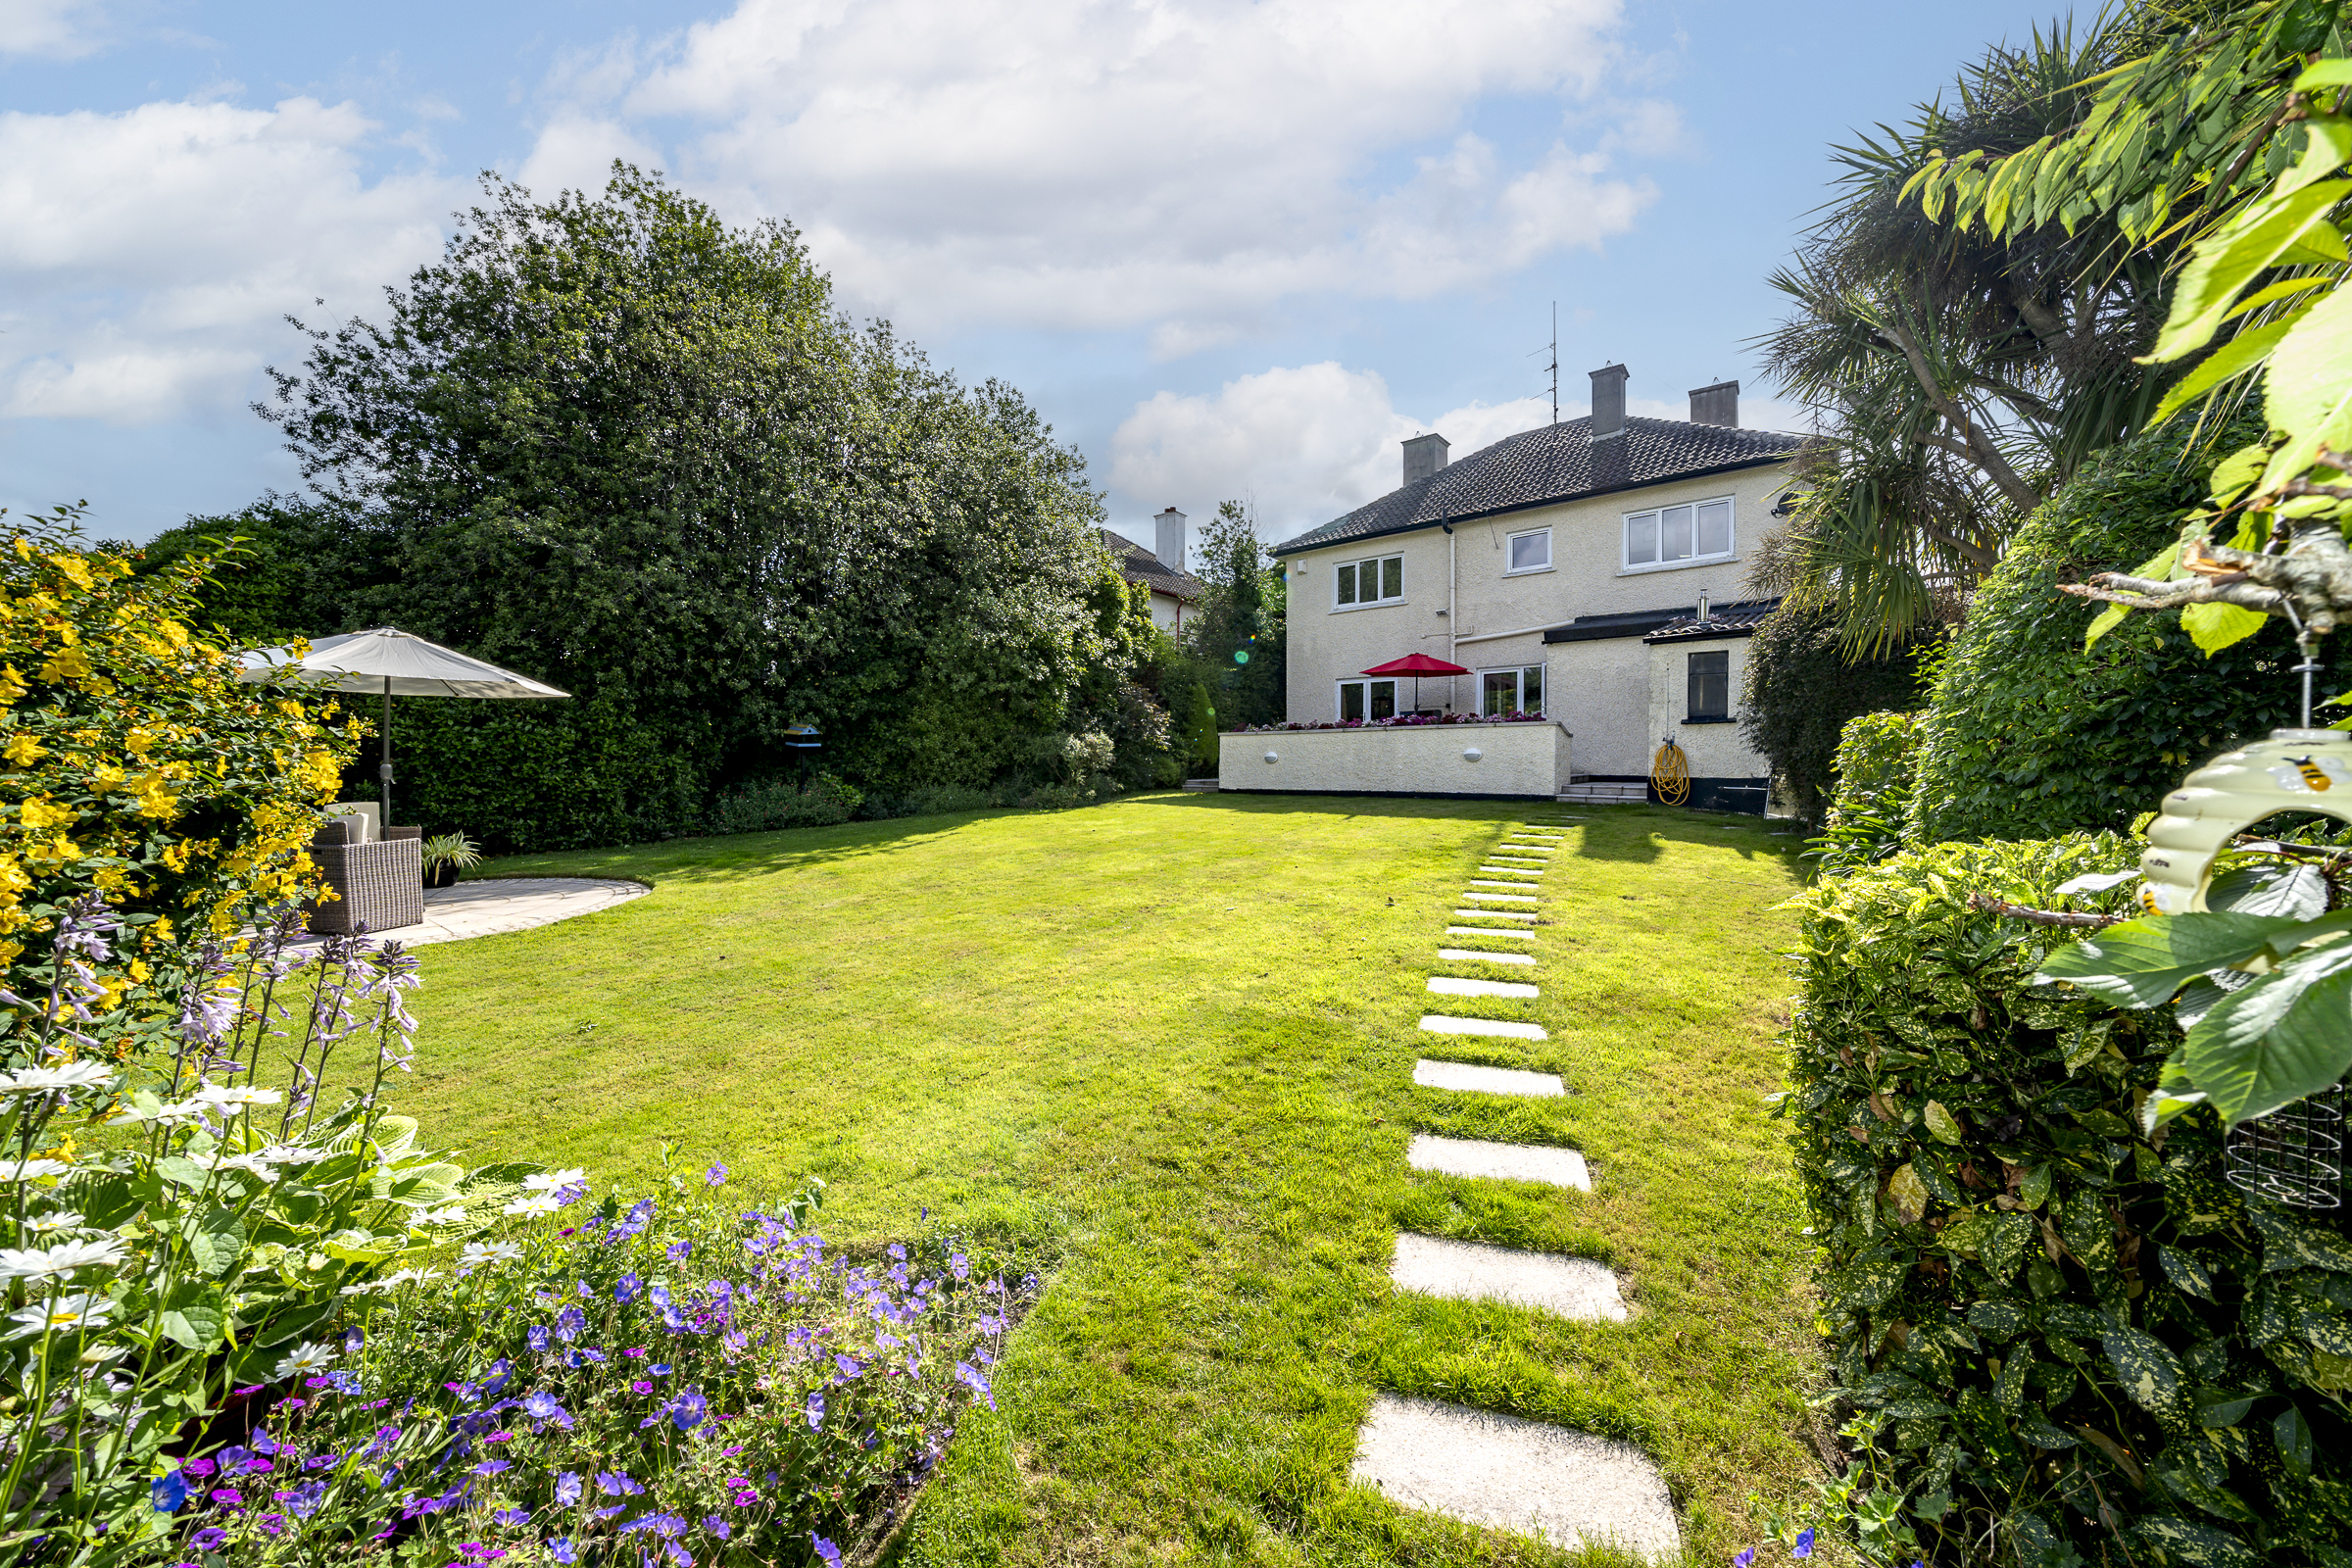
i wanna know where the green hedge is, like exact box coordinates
[1740,599,1929,826]
[1785,834,2352,1567]
[1906,419,2352,844]
[1815,710,1921,877]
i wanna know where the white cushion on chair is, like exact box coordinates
[326,802,380,844]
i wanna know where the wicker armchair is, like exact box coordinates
[306,820,424,936]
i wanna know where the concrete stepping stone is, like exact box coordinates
[1390,1233,1627,1321]
[1420,1014,1547,1041]
[1461,891,1539,904]
[1496,845,1556,854]
[1486,854,1548,863]
[1438,947,1535,964]
[1414,1058,1563,1097]
[1427,975,1538,999]
[1349,1395,1680,1559]
[1407,1133,1589,1190]
[1445,925,1536,939]
[1465,884,1540,897]
[1451,909,1537,922]
[1476,865,1542,876]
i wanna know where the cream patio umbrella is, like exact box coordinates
[237,627,569,824]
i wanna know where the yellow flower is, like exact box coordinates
[0,666,25,705]
[36,647,92,683]
[89,761,123,790]
[127,958,149,982]
[18,797,72,831]
[134,788,179,821]
[48,555,92,590]
[159,840,193,872]
[2,732,42,766]
[122,727,154,756]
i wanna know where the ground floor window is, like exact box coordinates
[1479,664,1545,716]
[1338,678,1397,722]
[1687,650,1730,719]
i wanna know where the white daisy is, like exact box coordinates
[503,1191,563,1218]
[22,1210,83,1237]
[0,1238,126,1280]
[271,1341,339,1378]
[458,1241,523,1273]
[188,1084,283,1108]
[0,1061,115,1096]
[258,1146,330,1165]
[7,1293,116,1338]
[519,1167,587,1192]
[414,1204,469,1228]
[0,1159,70,1182]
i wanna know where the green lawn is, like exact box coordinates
[380,793,1824,1566]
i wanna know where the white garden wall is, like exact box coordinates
[1218,721,1572,798]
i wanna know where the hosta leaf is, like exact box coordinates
[2180,937,2352,1123]
[2033,911,2331,1006]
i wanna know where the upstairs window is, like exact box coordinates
[1687,650,1730,720]
[1335,554,1405,607]
[1625,497,1735,569]
[1505,528,1551,574]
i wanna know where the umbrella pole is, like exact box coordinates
[379,676,394,825]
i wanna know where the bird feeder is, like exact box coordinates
[2137,728,2352,913]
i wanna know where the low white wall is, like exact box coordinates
[1219,721,1571,798]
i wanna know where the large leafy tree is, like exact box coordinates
[1179,501,1286,729]
[256,167,1131,842]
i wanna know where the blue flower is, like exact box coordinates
[343,1325,365,1352]
[150,1470,188,1513]
[703,1516,731,1541]
[955,1361,996,1410]
[472,1459,512,1475]
[667,1240,693,1260]
[554,1472,583,1505]
[705,1162,728,1186]
[479,1358,514,1396]
[649,1283,671,1311]
[651,1362,672,1376]
[670,1388,709,1431]
[521,1391,573,1429]
[597,1470,645,1496]
[812,1537,842,1566]
[493,1507,530,1526]
[615,1273,642,1303]
[887,1243,906,1261]
[547,1539,577,1564]
[554,1306,587,1344]
[527,1325,552,1353]
[833,1352,863,1381]
[1733,1552,1754,1568]
[952,1252,969,1281]
[285,1480,326,1517]
[1793,1528,1815,1559]
[806,1391,825,1429]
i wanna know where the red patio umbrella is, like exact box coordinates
[1360,652,1472,714]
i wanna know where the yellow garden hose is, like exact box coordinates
[1650,740,1690,807]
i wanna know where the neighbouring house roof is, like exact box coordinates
[1271,416,1806,557]
[1102,529,1205,603]
[1642,598,1782,643]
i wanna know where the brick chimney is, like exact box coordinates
[1153,507,1186,572]
[1589,364,1628,442]
[1402,432,1449,486]
[1688,379,1739,426]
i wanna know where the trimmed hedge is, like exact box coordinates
[1816,710,1920,877]
[1907,419,2352,845]
[1785,834,2352,1567]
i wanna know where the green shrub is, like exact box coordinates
[707,772,863,835]
[1907,418,2352,844]
[1782,834,2352,1567]
[1741,600,1929,826]
[1814,711,1922,877]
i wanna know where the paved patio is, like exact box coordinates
[355,877,648,947]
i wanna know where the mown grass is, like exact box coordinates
[368,793,1824,1565]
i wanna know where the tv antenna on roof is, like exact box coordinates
[1546,303,1559,425]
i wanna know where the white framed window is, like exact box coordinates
[1624,496,1735,570]
[1505,528,1551,574]
[1478,664,1546,717]
[1336,678,1398,722]
[1687,650,1730,720]
[1334,553,1404,608]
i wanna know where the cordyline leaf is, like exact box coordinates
[2293,61,2352,91]
[2180,937,2352,1123]
[2275,115,2352,200]
[2033,911,2343,1005]
[2150,179,2352,362]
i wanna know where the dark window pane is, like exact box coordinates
[1627,513,1657,564]
[1697,499,1732,556]
[1371,681,1397,720]
[1341,682,1365,722]
[1482,669,1516,715]
[1382,556,1403,599]
[1688,650,1729,719]
[1521,664,1544,715]
[1336,563,1357,604]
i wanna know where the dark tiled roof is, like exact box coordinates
[1543,606,1693,644]
[1271,416,1804,557]
[1102,530,1204,603]
[1643,598,1782,643]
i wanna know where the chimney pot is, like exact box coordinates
[1153,507,1187,573]
[1688,379,1740,427]
[1401,432,1450,486]
[1589,364,1628,442]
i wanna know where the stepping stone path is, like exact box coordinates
[1359,817,1673,1557]
[1350,1396,1681,1559]
[1390,1234,1627,1321]
[1408,1133,1588,1190]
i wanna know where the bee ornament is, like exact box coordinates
[2139,729,2352,913]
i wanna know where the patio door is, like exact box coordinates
[1479,663,1546,716]
[1337,678,1398,722]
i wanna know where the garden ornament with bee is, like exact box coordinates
[2140,729,2352,912]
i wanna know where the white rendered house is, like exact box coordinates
[1255,366,1803,810]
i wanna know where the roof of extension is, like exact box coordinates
[1271,416,1805,557]
[1102,529,1206,603]
[1642,598,1782,644]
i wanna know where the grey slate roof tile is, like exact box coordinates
[1271,416,1804,557]
[1642,598,1782,643]
[1102,529,1205,602]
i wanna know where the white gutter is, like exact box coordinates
[1451,621,1560,647]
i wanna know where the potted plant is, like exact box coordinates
[420,831,483,889]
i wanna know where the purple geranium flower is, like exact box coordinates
[554,1472,582,1505]
[554,1306,586,1344]
[667,1240,692,1260]
[806,1391,824,1429]
[192,1528,227,1550]
[547,1540,576,1565]
[526,1325,551,1352]
[812,1536,842,1566]
[1793,1529,1815,1558]
[669,1388,709,1431]
[705,1162,727,1186]
[615,1274,641,1304]
[521,1391,572,1429]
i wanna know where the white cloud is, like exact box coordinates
[0,0,110,59]
[1108,361,1554,540]
[543,0,1654,349]
[0,97,459,425]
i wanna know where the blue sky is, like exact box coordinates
[1,0,2066,548]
